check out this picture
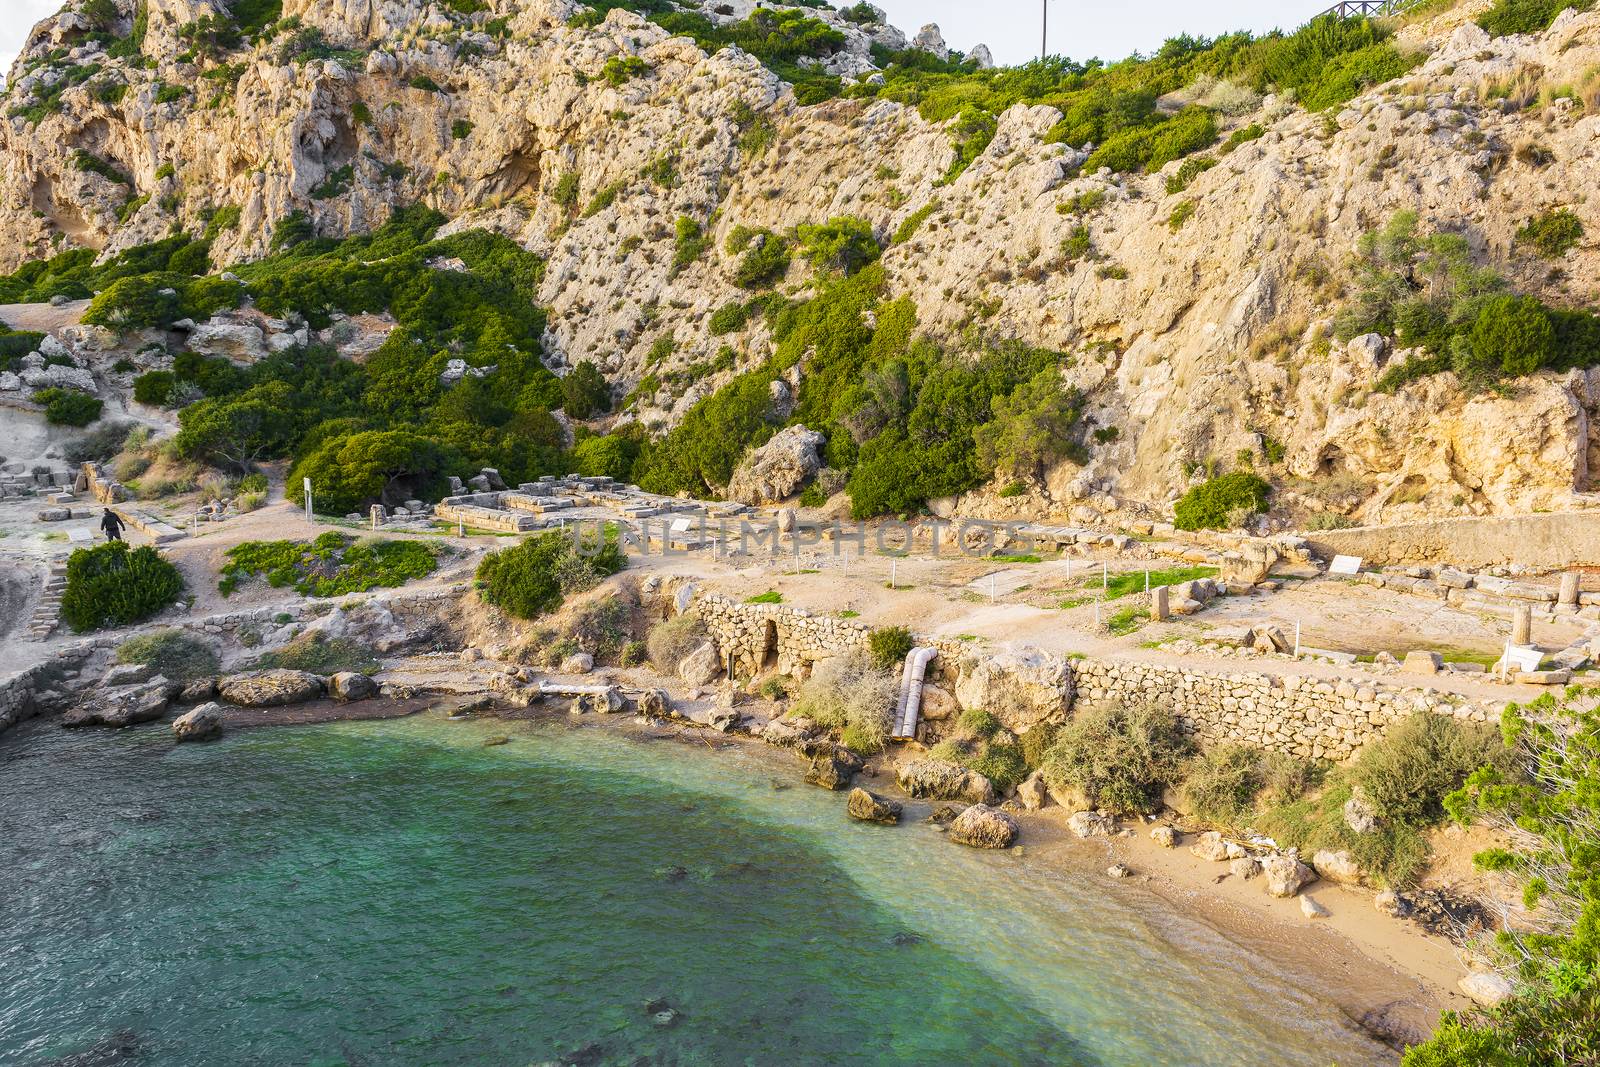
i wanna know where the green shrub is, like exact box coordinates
[868,625,913,670]
[252,634,380,674]
[450,119,474,139]
[409,75,443,92]
[797,216,880,275]
[1042,704,1194,814]
[1218,122,1264,154]
[116,629,219,681]
[1170,157,1210,195]
[734,232,791,289]
[133,370,177,407]
[940,106,997,182]
[646,612,707,671]
[601,55,651,86]
[561,361,612,419]
[892,202,938,244]
[552,171,579,210]
[1516,207,1583,258]
[1470,294,1554,377]
[792,652,897,755]
[476,531,626,620]
[582,180,624,218]
[63,421,134,464]
[1019,722,1059,770]
[672,216,707,271]
[35,388,102,426]
[1179,744,1310,826]
[1086,107,1216,175]
[288,430,461,515]
[219,532,439,597]
[61,541,184,632]
[1477,0,1593,37]
[959,707,1001,738]
[745,590,783,604]
[1167,199,1196,232]
[1173,471,1271,531]
[708,300,749,335]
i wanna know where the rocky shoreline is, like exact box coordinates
[13,648,1466,1057]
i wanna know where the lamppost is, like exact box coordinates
[1042,0,1048,60]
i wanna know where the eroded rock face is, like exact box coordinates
[678,642,721,687]
[949,804,1019,849]
[4,3,1600,521]
[217,670,324,707]
[725,425,825,505]
[172,702,224,742]
[953,646,1072,734]
[846,787,902,824]
[1312,848,1364,885]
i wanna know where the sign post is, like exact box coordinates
[302,477,312,523]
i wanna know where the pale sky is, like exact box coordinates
[1,0,1306,75]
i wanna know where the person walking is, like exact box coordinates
[100,508,125,543]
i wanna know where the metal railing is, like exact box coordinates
[1316,0,1426,18]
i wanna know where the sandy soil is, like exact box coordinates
[0,299,88,333]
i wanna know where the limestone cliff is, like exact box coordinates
[4,0,1599,526]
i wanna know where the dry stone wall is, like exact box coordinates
[692,592,874,677]
[1071,659,1493,761]
[1307,511,1600,571]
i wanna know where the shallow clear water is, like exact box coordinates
[0,714,1391,1066]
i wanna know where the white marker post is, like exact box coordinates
[1064,559,1071,581]
[1294,621,1301,659]
[890,559,897,590]
[1144,570,1150,594]
[1102,562,1108,591]
[303,477,313,523]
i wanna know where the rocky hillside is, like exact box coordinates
[4,0,1600,528]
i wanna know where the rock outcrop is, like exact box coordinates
[217,670,324,707]
[953,646,1073,734]
[725,425,825,505]
[949,804,1019,849]
[172,702,224,742]
[846,787,902,824]
[3,1,1599,521]
[896,758,996,804]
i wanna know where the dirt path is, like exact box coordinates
[0,299,88,333]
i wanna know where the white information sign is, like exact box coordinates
[1329,555,1363,576]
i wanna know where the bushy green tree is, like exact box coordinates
[175,382,296,472]
[797,216,881,275]
[572,431,641,481]
[1471,294,1555,377]
[560,361,611,419]
[290,430,462,515]
[1401,688,1600,1066]
[61,541,184,632]
[972,367,1083,477]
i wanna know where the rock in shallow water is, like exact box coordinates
[846,787,902,824]
[172,703,223,743]
[949,804,1019,849]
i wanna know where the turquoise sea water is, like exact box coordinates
[0,714,1393,1066]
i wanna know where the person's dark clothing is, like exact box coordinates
[101,511,125,542]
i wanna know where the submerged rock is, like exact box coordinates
[1066,811,1117,839]
[62,679,171,728]
[328,672,377,703]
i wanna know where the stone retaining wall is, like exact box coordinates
[692,592,875,676]
[0,645,97,734]
[1070,659,1493,761]
[1306,510,1600,570]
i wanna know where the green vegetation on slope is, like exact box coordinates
[61,541,184,632]
[218,532,440,597]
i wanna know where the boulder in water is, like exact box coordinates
[172,703,223,742]
[896,758,995,804]
[62,679,171,728]
[949,804,1019,849]
[846,787,902,824]
[805,753,856,791]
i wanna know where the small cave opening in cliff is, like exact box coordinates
[1316,444,1347,478]
[491,151,542,202]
